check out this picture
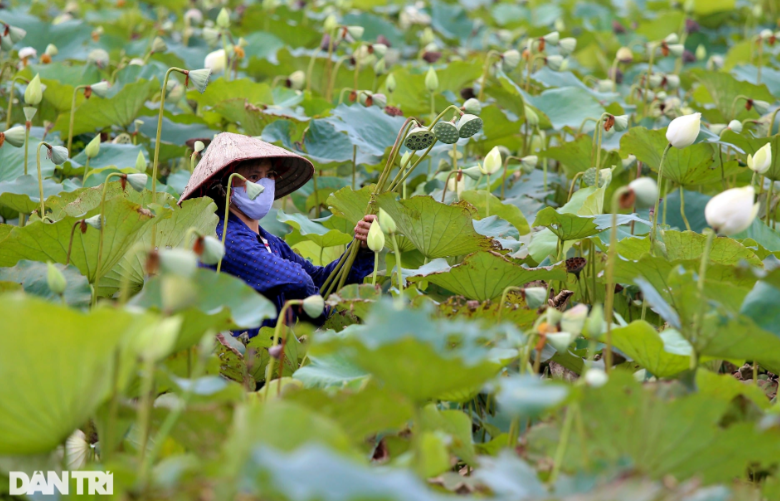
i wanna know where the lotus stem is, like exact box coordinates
[485,173,491,217]
[66,84,89,155]
[352,144,357,189]
[135,357,156,471]
[577,116,598,135]
[610,57,619,93]
[441,169,462,203]
[549,405,575,485]
[324,29,336,101]
[679,186,691,231]
[305,50,317,93]
[604,187,629,373]
[264,299,302,398]
[567,172,585,202]
[328,55,350,103]
[478,50,500,101]
[190,151,198,173]
[371,251,380,286]
[92,172,126,306]
[729,95,750,121]
[524,38,534,93]
[690,228,715,369]
[34,141,52,220]
[66,220,82,265]
[766,181,775,226]
[216,173,246,273]
[768,108,780,137]
[501,156,524,200]
[151,67,186,248]
[642,43,657,118]
[497,286,524,322]
[84,157,90,183]
[650,143,672,254]
[390,233,403,299]
[6,76,29,130]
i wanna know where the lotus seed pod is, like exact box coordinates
[404,126,435,150]
[243,180,265,200]
[628,177,658,209]
[433,120,459,144]
[135,151,147,171]
[216,8,230,28]
[88,81,110,99]
[726,120,742,134]
[582,167,599,187]
[616,47,633,63]
[705,186,759,236]
[667,113,701,148]
[49,145,69,165]
[752,100,771,115]
[302,294,325,317]
[709,124,727,135]
[159,248,198,278]
[385,73,396,93]
[748,143,772,174]
[648,73,663,88]
[546,332,575,352]
[584,368,608,387]
[461,166,482,180]
[546,55,565,71]
[378,208,397,233]
[4,126,26,147]
[502,49,521,69]
[7,25,26,43]
[372,93,387,108]
[655,91,668,101]
[372,43,388,58]
[664,33,679,44]
[202,27,220,45]
[558,37,577,56]
[666,44,684,57]
[665,74,680,89]
[45,44,58,56]
[542,31,560,45]
[425,66,438,92]
[374,58,386,75]
[521,155,538,171]
[346,26,364,39]
[288,70,306,90]
[367,219,385,252]
[84,214,102,230]
[695,44,706,61]
[194,141,205,153]
[462,98,481,115]
[87,48,109,68]
[198,235,225,265]
[524,287,547,309]
[524,106,539,126]
[24,74,42,106]
[84,135,100,159]
[151,36,167,54]
[613,115,629,132]
[127,173,148,192]
[187,68,212,93]
[1,35,14,51]
[480,146,502,175]
[47,262,67,295]
[456,114,483,138]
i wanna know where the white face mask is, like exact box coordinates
[231,178,275,220]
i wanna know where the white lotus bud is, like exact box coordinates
[727,120,742,134]
[584,368,608,387]
[667,44,684,57]
[479,146,502,175]
[378,208,397,233]
[542,31,559,45]
[420,27,434,46]
[613,115,629,131]
[695,44,706,60]
[3,126,25,147]
[367,219,385,252]
[84,135,100,159]
[425,66,438,92]
[45,44,58,56]
[385,73,396,93]
[664,33,679,44]
[705,186,759,236]
[546,55,565,71]
[151,36,167,53]
[747,143,772,174]
[47,262,67,295]
[628,177,658,209]
[216,8,230,28]
[666,113,700,148]
[524,106,539,126]
[197,235,225,265]
[616,47,633,63]
[204,49,227,73]
[752,100,771,115]
[24,74,42,105]
[49,145,68,164]
[463,98,481,115]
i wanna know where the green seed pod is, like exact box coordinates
[461,166,482,180]
[87,48,109,68]
[386,73,396,93]
[367,219,385,252]
[433,120,459,144]
[524,106,539,127]
[521,155,538,172]
[135,151,147,171]
[558,37,577,56]
[371,93,387,108]
[378,208,397,233]
[199,235,225,265]
[666,44,684,57]
[187,68,212,93]
[546,55,565,71]
[127,173,148,192]
[7,25,26,43]
[159,248,198,278]
[665,74,680,89]
[89,81,110,98]
[524,287,547,309]
[45,44,58,56]
[84,135,100,159]
[4,126,26,147]
[425,66,438,92]
[151,36,167,54]
[664,33,679,44]
[648,74,663,88]
[628,177,658,209]
[404,126,435,150]
[727,120,742,134]
[753,100,771,115]
[502,49,521,69]
[462,98,481,115]
[542,31,560,45]
[456,114,483,138]
[346,26,364,39]
[372,43,388,58]
[24,74,42,106]
[23,107,37,122]
[243,180,265,200]
[46,262,67,295]
[49,145,69,165]
[302,294,325,317]
[613,115,629,132]
[84,214,102,230]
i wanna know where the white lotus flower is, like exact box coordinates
[666,113,700,148]
[204,49,227,73]
[748,143,772,174]
[18,46,36,59]
[705,186,759,236]
[479,146,502,175]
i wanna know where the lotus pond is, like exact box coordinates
[2,0,780,499]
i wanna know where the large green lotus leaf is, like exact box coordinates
[0,260,91,308]
[542,134,607,177]
[663,230,762,266]
[479,105,520,141]
[494,375,569,418]
[52,79,158,136]
[611,321,690,377]
[459,190,530,235]
[0,175,65,214]
[298,119,360,167]
[284,382,414,444]
[100,196,218,296]
[0,12,92,60]
[376,194,496,259]
[700,312,780,375]
[278,211,352,248]
[42,78,87,113]
[525,86,605,130]
[533,206,600,241]
[687,69,775,121]
[326,185,373,226]
[293,351,369,388]
[342,12,405,47]
[529,371,780,483]
[696,368,770,410]
[71,143,148,171]
[136,114,218,146]
[0,129,59,183]
[620,127,726,186]
[187,77,274,109]
[740,281,780,337]
[0,293,153,454]
[324,105,408,165]
[245,445,441,501]
[406,252,566,301]
[129,268,277,352]
[324,283,381,320]
[211,98,275,137]
[0,197,155,284]
[487,72,529,122]
[421,404,478,466]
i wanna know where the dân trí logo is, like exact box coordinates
[9,471,113,496]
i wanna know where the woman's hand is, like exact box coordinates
[354,215,377,247]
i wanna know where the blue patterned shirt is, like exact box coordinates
[212,212,374,338]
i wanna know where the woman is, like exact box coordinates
[179,133,376,337]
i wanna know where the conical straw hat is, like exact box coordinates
[178,132,314,203]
